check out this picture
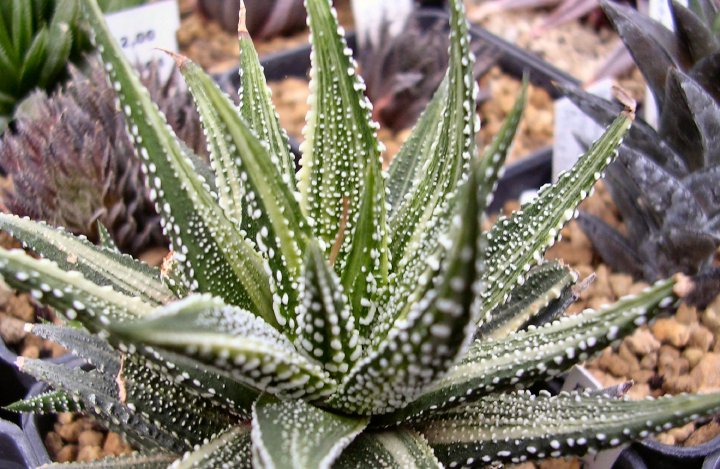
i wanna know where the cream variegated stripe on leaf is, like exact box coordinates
[335,429,442,469]
[0,214,174,305]
[333,158,487,415]
[477,106,635,336]
[108,296,337,401]
[422,390,720,467]
[299,0,389,334]
[237,4,296,190]
[84,1,275,326]
[375,278,676,426]
[176,55,308,335]
[251,395,368,469]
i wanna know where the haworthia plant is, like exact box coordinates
[4,0,720,467]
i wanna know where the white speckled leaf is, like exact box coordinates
[0,214,174,305]
[177,57,308,336]
[6,390,84,414]
[298,0,389,333]
[0,247,153,330]
[479,107,635,330]
[422,389,720,467]
[334,429,442,469]
[475,260,576,340]
[82,2,274,324]
[333,157,486,416]
[237,15,296,189]
[109,295,337,400]
[169,425,252,469]
[251,395,368,469]
[296,241,361,380]
[376,278,676,425]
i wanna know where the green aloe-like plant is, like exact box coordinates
[3,0,720,467]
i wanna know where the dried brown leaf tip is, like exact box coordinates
[612,84,637,117]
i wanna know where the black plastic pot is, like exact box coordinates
[0,418,45,469]
[0,337,35,426]
[613,433,720,469]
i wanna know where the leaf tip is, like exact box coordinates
[612,85,636,118]
[238,0,249,36]
[156,47,190,69]
[673,273,695,298]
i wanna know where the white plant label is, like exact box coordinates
[104,0,180,78]
[552,79,613,182]
[351,0,413,49]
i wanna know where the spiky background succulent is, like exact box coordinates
[2,0,720,467]
[197,0,306,40]
[565,0,720,306]
[0,58,205,256]
[358,12,498,132]
[0,0,147,132]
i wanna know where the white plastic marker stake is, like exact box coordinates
[552,78,613,182]
[104,0,181,79]
[351,0,414,49]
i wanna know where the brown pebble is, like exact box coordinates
[690,353,720,392]
[57,412,75,425]
[609,273,634,298]
[78,430,104,448]
[56,420,83,443]
[6,294,35,322]
[77,445,104,462]
[618,343,641,372]
[689,325,714,352]
[666,423,695,445]
[685,420,720,446]
[676,303,699,325]
[625,328,661,356]
[629,369,654,385]
[539,458,581,469]
[652,318,691,348]
[103,432,132,456]
[21,344,40,359]
[682,347,705,369]
[56,445,78,463]
[0,312,26,345]
[640,352,658,370]
[44,432,64,458]
[663,374,696,394]
[627,383,652,400]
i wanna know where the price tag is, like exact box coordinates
[104,0,180,78]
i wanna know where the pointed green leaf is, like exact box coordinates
[97,222,120,253]
[29,323,121,375]
[388,0,478,268]
[170,425,252,469]
[237,8,296,189]
[0,214,174,305]
[296,241,361,380]
[6,390,84,414]
[479,107,635,327]
[298,0,389,330]
[82,1,274,324]
[0,247,154,330]
[422,390,720,466]
[39,453,175,469]
[475,261,577,340]
[251,395,368,469]
[109,295,337,401]
[333,158,486,416]
[175,55,308,335]
[334,429,442,469]
[377,278,676,425]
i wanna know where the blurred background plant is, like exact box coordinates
[196,0,307,40]
[0,0,149,133]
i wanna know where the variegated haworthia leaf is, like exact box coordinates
[251,395,367,469]
[169,425,252,469]
[334,429,442,469]
[176,54,308,335]
[109,295,337,400]
[237,4,296,189]
[333,159,486,415]
[296,240,361,379]
[38,453,176,468]
[478,106,635,331]
[97,222,121,253]
[422,389,720,467]
[376,278,676,425]
[6,389,84,414]
[475,261,577,340]
[83,1,275,324]
[0,214,174,305]
[298,0,389,333]
[0,248,153,329]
